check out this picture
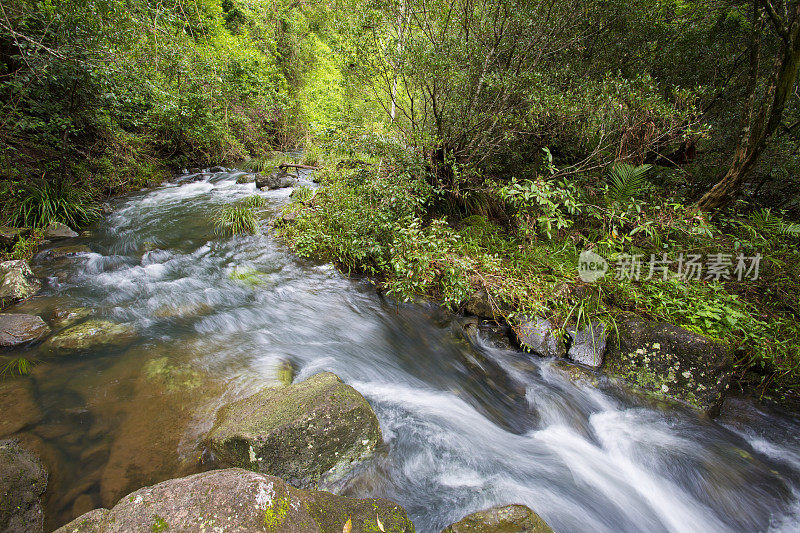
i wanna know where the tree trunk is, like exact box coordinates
[697,0,800,211]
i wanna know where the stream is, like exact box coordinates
[6,168,800,532]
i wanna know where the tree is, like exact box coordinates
[697,0,800,211]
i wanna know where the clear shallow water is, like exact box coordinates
[6,169,800,532]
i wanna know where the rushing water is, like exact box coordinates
[5,168,800,532]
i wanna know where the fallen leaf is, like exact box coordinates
[343,518,352,533]
[377,514,385,532]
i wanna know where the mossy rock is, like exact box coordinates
[604,314,734,416]
[208,372,382,489]
[0,226,30,249]
[0,260,41,310]
[0,439,48,533]
[57,468,414,533]
[43,319,136,355]
[442,504,553,533]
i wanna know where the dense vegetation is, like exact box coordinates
[3,0,800,406]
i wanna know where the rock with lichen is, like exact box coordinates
[442,504,553,533]
[57,468,414,533]
[604,315,734,416]
[207,372,382,489]
[0,260,41,309]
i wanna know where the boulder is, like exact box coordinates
[57,468,414,533]
[51,306,92,329]
[209,166,227,173]
[37,245,92,261]
[566,322,606,368]
[0,379,43,437]
[0,440,48,533]
[43,222,79,240]
[208,372,381,489]
[43,319,136,355]
[256,169,296,190]
[0,260,41,309]
[0,313,50,347]
[236,173,255,184]
[0,226,30,248]
[464,289,511,319]
[513,317,566,358]
[442,504,553,533]
[604,315,734,416]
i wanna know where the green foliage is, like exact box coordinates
[10,181,100,229]
[240,195,268,208]
[500,177,581,240]
[213,203,259,236]
[605,163,652,207]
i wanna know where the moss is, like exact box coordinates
[151,514,169,532]
[263,495,290,531]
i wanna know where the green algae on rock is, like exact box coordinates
[56,468,414,533]
[442,504,553,533]
[208,372,382,489]
[43,320,136,355]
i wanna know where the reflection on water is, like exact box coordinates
[3,169,799,532]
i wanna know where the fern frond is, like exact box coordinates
[606,163,652,206]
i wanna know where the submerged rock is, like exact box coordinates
[0,439,48,533]
[43,319,136,355]
[0,313,50,347]
[98,352,221,507]
[36,245,92,261]
[513,317,566,358]
[0,260,41,309]
[58,468,414,533]
[256,169,296,190]
[51,306,92,329]
[442,504,553,533]
[566,322,606,368]
[208,372,381,489]
[605,315,734,416]
[42,222,79,240]
[152,302,212,319]
[0,379,43,437]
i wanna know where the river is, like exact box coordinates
[8,168,800,532]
